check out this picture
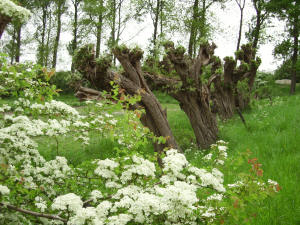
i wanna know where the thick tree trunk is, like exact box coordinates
[290,15,298,95]
[73,45,179,154]
[165,42,219,148]
[0,14,11,39]
[174,91,218,148]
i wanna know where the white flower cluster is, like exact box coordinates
[0,0,31,22]
[0,185,10,195]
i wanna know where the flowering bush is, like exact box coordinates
[0,59,279,224]
[0,0,31,23]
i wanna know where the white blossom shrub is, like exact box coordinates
[0,59,279,224]
[0,0,31,22]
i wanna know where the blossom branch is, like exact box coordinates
[0,203,67,223]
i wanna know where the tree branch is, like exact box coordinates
[0,203,67,223]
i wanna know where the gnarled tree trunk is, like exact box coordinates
[73,45,179,155]
[164,42,218,149]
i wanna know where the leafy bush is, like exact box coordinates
[50,71,86,94]
[252,71,275,99]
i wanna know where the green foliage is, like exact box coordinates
[252,71,275,99]
[49,71,83,94]
[274,57,300,82]
[0,53,58,101]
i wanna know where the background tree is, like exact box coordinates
[266,0,299,94]
[246,0,270,52]
[131,0,175,57]
[235,0,246,51]
[52,0,67,68]
[81,0,106,58]
[187,0,224,57]
[69,0,83,72]
[34,0,53,67]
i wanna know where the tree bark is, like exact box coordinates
[71,0,80,72]
[252,0,261,50]
[95,12,103,58]
[15,24,22,63]
[73,45,179,154]
[235,0,246,52]
[164,42,218,148]
[38,6,48,66]
[188,0,199,57]
[152,0,161,57]
[52,0,65,68]
[0,14,11,39]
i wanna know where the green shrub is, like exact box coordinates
[50,71,84,93]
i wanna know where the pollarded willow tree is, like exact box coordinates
[145,42,261,147]
[0,0,31,39]
[73,44,179,155]
[146,41,219,148]
[208,43,261,117]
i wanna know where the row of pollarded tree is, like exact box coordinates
[73,41,261,154]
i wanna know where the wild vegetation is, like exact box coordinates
[0,0,299,224]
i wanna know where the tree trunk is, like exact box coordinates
[188,0,199,57]
[95,13,103,58]
[252,1,261,51]
[235,0,245,52]
[52,1,64,68]
[152,0,160,57]
[38,7,48,66]
[174,91,218,148]
[71,0,79,72]
[73,45,179,154]
[15,24,22,63]
[290,15,298,95]
[0,14,11,39]
[165,42,219,148]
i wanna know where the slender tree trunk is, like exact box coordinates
[290,15,299,94]
[116,0,122,44]
[252,3,261,50]
[188,0,199,57]
[39,7,48,66]
[10,28,16,64]
[71,0,79,72]
[152,0,160,56]
[160,0,164,35]
[15,24,22,63]
[52,1,64,68]
[236,0,246,52]
[0,14,11,39]
[95,15,103,58]
[45,12,52,67]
